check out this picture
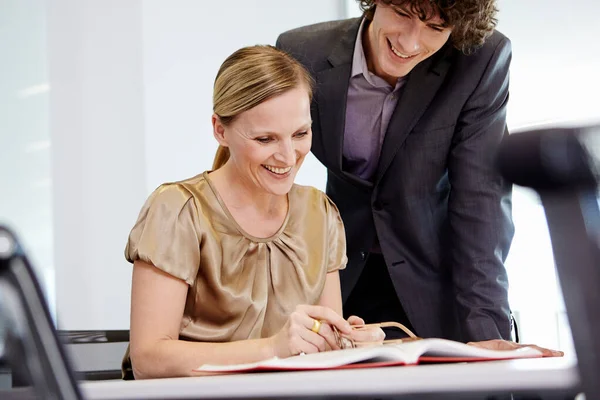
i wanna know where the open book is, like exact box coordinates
[194,338,543,373]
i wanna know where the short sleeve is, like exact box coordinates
[125,184,201,285]
[323,194,348,273]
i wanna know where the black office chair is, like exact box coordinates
[57,329,129,381]
[498,124,600,400]
[0,225,83,400]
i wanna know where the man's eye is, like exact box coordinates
[395,10,410,18]
[294,131,308,138]
[429,25,445,32]
[255,137,272,143]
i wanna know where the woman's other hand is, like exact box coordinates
[269,304,352,358]
[467,339,564,357]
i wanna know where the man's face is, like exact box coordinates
[366,1,452,83]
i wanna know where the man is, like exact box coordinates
[276,0,514,342]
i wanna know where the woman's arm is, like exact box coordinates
[130,261,353,379]
[130,260,275,379]
[317,271,343,315]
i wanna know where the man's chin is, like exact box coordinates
[389,64,414,79]
[379,60,413,81]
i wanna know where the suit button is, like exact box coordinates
[360,251,367,261]
[373,201,383,211]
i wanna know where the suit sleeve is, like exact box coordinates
[275,33,288,53]
[447,37,515,341]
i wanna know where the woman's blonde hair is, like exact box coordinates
[211,45,315,170]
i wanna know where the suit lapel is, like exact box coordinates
[316,67,351,171]
[315,19,361,173]
[375,45,453,184]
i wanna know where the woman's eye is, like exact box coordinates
[255,137,272,143]
[429,25,444,32]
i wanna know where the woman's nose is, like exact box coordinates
[275,140,295,164]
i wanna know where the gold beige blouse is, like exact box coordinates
[125,171,347,344]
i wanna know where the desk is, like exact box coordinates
[81,358,580,400]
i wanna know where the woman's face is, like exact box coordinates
[214,86,312,197]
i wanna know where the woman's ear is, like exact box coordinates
[212,114,228,146]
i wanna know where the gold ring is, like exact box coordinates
[311,319,322,334]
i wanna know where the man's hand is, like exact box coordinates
[467,339,564,357]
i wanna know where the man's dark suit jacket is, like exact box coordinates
[276,18,515,342]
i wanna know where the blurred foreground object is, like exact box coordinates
[0,225,82,400]
[497,124,600,400]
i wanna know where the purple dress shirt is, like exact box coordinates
[343,19,406,182]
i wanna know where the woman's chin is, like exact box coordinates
[267,182,294,196]
[261,180,295,196]
[259,170,296,195]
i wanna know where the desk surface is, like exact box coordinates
[82,357,580,400]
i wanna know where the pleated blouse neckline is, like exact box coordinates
[202,171,291,243]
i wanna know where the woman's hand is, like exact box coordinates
[344,315,385,348]
[269,305,352,358]
[467,339,564,357]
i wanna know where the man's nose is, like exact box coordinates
[397,22,422,54]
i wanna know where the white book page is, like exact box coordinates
[194,346,398,372]
[403,338,542,359]
[194,338,543,372]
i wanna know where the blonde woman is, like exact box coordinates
[122,45,382,380]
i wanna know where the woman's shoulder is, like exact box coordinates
[289,184,339,215]
[150,172,211,206]
[290,183,324,200]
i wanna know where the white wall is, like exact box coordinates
[141,0,337,192]
[48,0,147,329]
[497,0,600,129]
[47,0,344,330]
[0,0,53,315]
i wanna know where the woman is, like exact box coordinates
[122,45,383,380]
[123,45,561,380]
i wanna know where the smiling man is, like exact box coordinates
[276,0,515,343]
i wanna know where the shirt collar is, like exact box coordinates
[351,18,370,79]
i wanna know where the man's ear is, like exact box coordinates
[212,114,228,146]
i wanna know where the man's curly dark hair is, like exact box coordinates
[357,0,498,54]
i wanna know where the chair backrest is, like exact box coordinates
[498,124,600,400]
[57,330,129,381]
[0,225,83,400]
